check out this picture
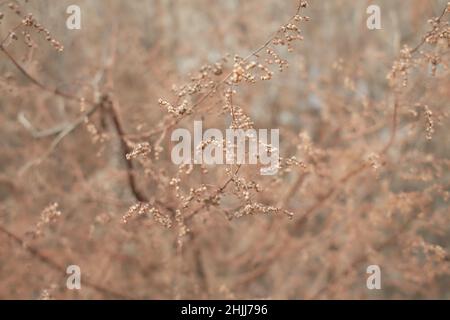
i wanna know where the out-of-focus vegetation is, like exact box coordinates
[0,0,449,299]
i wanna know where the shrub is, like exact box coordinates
[0,0,449,299]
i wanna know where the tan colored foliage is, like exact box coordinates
[0,0,449,299]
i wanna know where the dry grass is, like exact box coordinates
[0,0,449,299]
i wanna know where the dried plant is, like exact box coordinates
[0,0,449,299]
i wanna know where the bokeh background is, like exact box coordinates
[0,0,449,299]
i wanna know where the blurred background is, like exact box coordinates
[0,0,449,299]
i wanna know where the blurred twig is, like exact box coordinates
[0,224,134,299]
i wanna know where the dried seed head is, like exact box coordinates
[424,105,434,140]
[126,142,152,160]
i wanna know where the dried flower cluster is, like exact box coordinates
[26,203,62,239]
[0,0,449,300]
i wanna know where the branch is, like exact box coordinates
[0,224,133,299]
[293,3,449,229]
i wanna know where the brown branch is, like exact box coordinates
[410,5,449,54]
[104,96,149,203]
[308,214,420,299]
[185,165,242,222]
[292,2,449,229]
[0,45,93,104]
[125,1,306,140]
[0,224,133,299]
